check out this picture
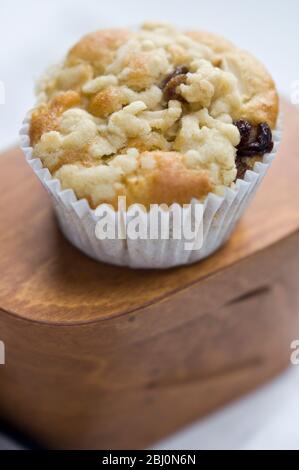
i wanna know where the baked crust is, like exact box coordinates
[29,23,278,209]
[187,31,235,53]
[67,29,132,71]
[187,31,278,128]
[55,151,213,208]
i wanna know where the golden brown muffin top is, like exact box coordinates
[29,22,278,209]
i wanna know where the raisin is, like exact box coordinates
[234,120,274,158]
[235,120,252,148]
[234,120,274,180]
[160,66,189,102]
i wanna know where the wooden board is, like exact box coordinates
[0,99,299,449]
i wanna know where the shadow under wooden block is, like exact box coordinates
[0,100,299,449]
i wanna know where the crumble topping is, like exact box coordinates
[29,22,277,208]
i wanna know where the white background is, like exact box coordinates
[1,0,299,450]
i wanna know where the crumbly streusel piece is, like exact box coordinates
[30,22,278,209]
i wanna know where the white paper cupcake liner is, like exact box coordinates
[19,116,282,269]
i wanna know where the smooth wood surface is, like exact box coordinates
[0,100,299,449]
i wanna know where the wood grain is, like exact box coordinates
[0,99,299,449]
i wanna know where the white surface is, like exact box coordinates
[155,368,299,450]
[1,0,299,450]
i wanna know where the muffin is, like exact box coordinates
[20,22,280,268]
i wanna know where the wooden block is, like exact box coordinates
[0,100,299,449]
